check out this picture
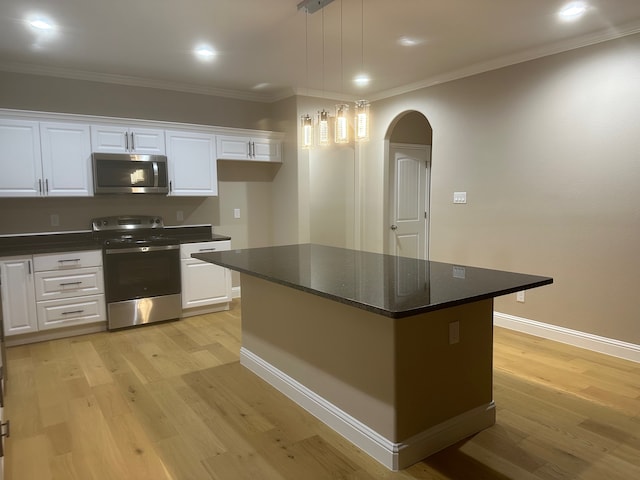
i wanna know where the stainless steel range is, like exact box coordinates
[92,215,181,330]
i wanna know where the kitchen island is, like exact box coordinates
[193,244,553,470]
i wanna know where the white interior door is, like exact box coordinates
[389,143,430,259]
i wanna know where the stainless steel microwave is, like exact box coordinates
[92,153,169,194]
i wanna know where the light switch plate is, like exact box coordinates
[234,208,241,219]
[453,192,467,204]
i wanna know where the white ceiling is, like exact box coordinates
[1,0,639,102]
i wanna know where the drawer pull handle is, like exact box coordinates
[58,259,81,263]
[60,281,82,287]
[61,310,84,316]
[198,248,217,252]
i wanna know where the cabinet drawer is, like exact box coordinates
[34,266,104,301]
[33,250,102,271]
[36,294,106,330]
[180,240,231,259]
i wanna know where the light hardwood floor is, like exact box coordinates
[4,301,640,479]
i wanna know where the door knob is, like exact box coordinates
[390,225,398,230]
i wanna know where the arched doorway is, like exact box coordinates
[385,111,433,259]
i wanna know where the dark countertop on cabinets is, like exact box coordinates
[0,225,231,257]
[192,243,553,319]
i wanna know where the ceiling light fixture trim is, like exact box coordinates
[297,0,336,15]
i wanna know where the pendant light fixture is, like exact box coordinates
[334,1,349,144]
[354,0,370,142]
[354,100,370,142]
[335,104,349,144]
[297,0,369,147]
[300,10,313,149]
[317,5,330,146]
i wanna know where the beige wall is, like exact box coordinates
[361,33,640,344]
[0,71,272,130]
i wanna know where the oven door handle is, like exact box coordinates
[105,244,179,255]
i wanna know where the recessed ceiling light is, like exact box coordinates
[558,1,588,21]
[353,74,370,87]
[194,45,216,61]
[29,18,54,30]
[398,36,423,47]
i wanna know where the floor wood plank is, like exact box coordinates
[4,301,640,479]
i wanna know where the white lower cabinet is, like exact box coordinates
[0,250,106,338]
[180,241,232,315]
[0,257,37,335]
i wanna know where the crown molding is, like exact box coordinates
[367,21,640,102]
[0,61,277,103]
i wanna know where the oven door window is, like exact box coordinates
[104,249,180,302]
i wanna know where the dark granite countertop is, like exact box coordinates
[193,244,553,318]
[0,225,231,257]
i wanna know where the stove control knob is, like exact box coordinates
[102,220,108,226]
[154,218,161,224]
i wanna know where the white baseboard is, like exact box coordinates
[5,322,107,347]
[232,286,241,299]
[240,347,496,470]
[494,312,640,363]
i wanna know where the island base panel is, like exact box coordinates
[239,274,496,470]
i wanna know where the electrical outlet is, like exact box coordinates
[50,214,59,227]
[516,290,525,303]
[452,266,466,279]
[176,210,184,221]
[449,321,460,344]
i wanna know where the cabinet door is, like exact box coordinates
[130,127,165,154]
[166,131,217,196]
[40,122,93,196]
[216,135,250,160]
[253,138,282,162]
[181,259,231,309]
[0,258,38,336]
[0,119,42,197]
[91,125,165,154]
[90,125,129,153]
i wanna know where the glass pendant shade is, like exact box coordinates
[334,104,349,144]
[301,114,313,149]
[355,100,370,142]
[317,109,330,146]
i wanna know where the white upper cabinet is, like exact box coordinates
[0,119,92,197]
[216,134,281,162]
[0,119,42,196]
[91,125,165,154]
[40,122,93,196]
[166,130,218,196]
[0,110,282,198]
